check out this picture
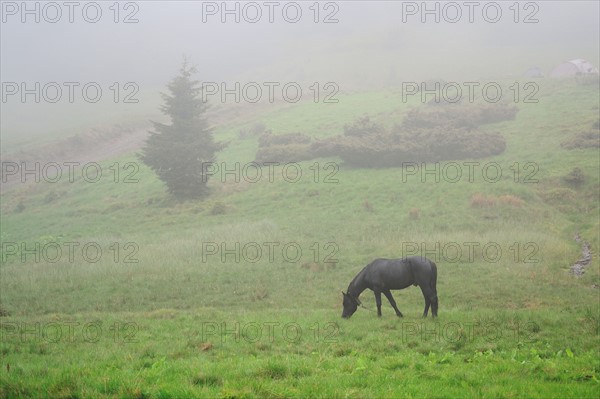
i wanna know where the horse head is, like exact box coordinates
[341,291,361,318]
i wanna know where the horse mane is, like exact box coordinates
[347,262,371,294]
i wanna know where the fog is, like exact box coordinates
[1,1,598,143]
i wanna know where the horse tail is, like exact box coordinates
[429,260,439,316]
[429,260,438,293]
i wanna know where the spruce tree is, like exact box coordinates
[140,61,224,199]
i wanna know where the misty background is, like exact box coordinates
[1,1,598,145]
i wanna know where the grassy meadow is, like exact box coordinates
[1,80,599,398]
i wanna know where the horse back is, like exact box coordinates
[363,258,415,290]
[364,256,436,291]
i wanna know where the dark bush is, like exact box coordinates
[313,125,506,168]
[255,131,314,163]
[14,200,25,213]
[238,122,267,139]
[561,131,600,149]
[401,106,477,130]
[541,188,576,204]
[343,115,385,138]
[210,202,227,215]
[401,103,518,130]
[43,190,58,204]
[255,103,512,168]
[563,167,586,186]
[0,304,9,317]
[258,132,311,147]
[255,143,314,163]
[310,137,347,159]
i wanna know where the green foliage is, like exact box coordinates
[139,61,226,200]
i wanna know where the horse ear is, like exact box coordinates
[341,291,346,296]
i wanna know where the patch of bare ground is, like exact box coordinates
[1,122,150,193]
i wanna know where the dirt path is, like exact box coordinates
[1,123,150,194]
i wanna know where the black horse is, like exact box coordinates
[342,256,438,318]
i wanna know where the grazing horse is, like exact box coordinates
[341,256,438,318]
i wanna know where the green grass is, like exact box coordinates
[1,80,599,398]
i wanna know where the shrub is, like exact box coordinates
[470,193,496,208]
[401,103,518,130]
[43,190,59,204]
[253,287,268,301]
[310,137,347,159]
[255,131,314,163]
[498,195,525,207]
[560,131,600,149]
[255,131,313,162]
[250,122,267,135]
[258,131,311,147]
[343,115,385,137]
[255,103,512,168]
[14,200,25,213]
[238,122,267,139]
[401,106,478,130]
[541,188,576,204]
[409,207,421,219]
[563,167,586,186]
[210,202,227,215]
[255,143,313,163]
[314,125,506,168]
[0,304,10,317]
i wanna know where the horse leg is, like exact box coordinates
[374,290,382,317]
[419,285,433,317]
[431,292,438,317]
[382,290,403,317]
